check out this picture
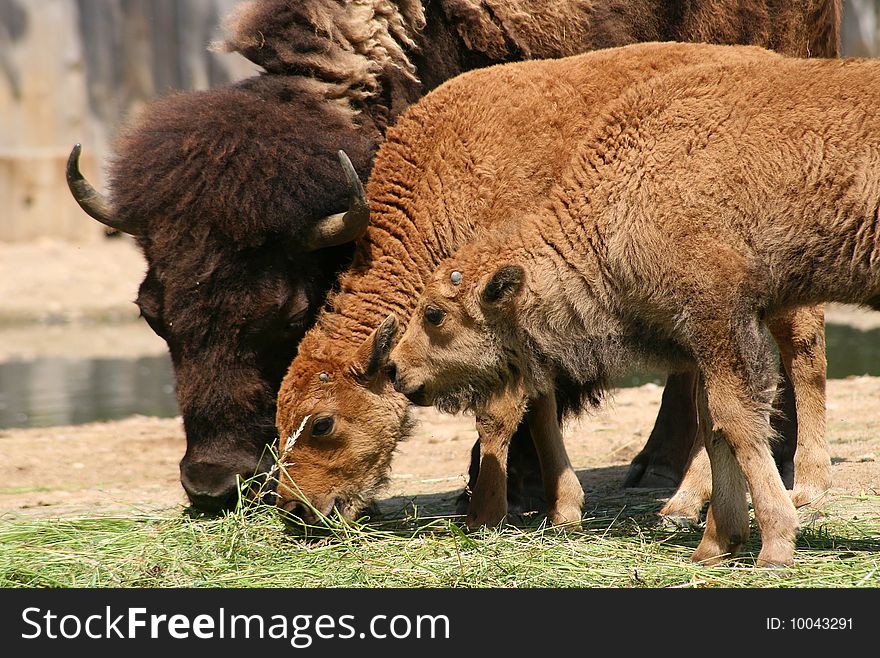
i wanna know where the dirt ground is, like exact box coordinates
[1,378,877,522]
[0,239,878,523]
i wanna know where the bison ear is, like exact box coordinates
[481,265,524,305]
[353,314,398,382]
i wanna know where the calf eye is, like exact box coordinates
[424,306,446,326]
[311,416,334,436]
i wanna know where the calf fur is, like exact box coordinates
[272,42,827,526]
[390,52,880,566]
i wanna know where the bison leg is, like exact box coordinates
[689,378,750,565]
[767,305,831,508]
[624,370,699,488]
[458,420,546,517]
[525,392,583,529]
[465,389,528,530]
[693,319,798,567]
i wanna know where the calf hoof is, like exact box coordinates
[548,504,583,531]
[465,497,508,530]
[456,484,545,517]
[797,506,825,525]
[465,511,507,531]
[659,513,701,531]
[691,530,746,566]
[660,493,707,526]
[756,543,795,568]
[690,546,727,567]
[790,485,828,509]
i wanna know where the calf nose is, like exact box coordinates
[279,496,342,526]
[385,362,428,404]
[403,384,428,406]
[180,460,241,513]
[279,501,315,525]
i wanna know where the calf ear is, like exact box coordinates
[481,265,524,305]
[353,314,398,381]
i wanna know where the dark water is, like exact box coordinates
[617,322,880,388]
[0,354,177,429]
[0,323,877,430]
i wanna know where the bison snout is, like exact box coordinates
[386,362,429,405]
[279,495,344,526]
[180,452,273,513]
[180,461,239,513]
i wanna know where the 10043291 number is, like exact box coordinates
[767,618,854,631]
[791,618,853,630]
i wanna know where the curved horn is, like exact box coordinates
[66,144,139,235]
[304,150,370,251]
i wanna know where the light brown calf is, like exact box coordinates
[271,43,828,527]
[390,54,880,566]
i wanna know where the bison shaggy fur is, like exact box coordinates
[391,50,880,566]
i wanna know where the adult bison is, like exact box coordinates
[67,0,839,513]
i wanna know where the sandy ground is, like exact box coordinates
[0,238,146,327]
[1,378,877,522]
[0,239,878,524]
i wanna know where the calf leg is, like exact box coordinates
[658,305,825,525]
[690,379,751,564]
[525,392,584,528]
[701,377,798,566]
[625,366,799,490]
[458,424,546,516]
[626,321,812,494]
[658,402,712,526]
[767,305,831,507]
[694,319,799,567]
[466,388,528,530]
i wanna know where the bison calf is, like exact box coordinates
[390,52,880,566]
[272,42,828,529]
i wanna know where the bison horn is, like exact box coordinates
[66,144,140,235]
[304,150,370,251]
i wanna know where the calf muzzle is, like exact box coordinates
[386,361,429,405]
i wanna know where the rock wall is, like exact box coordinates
[0,0,256,242]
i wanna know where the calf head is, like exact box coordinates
[67,76,380,512]
[390,259,526,414]
[274,314,413,523]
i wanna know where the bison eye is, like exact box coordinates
[311,416,334,437]
[286,318,306,334]
[424,306,446,326]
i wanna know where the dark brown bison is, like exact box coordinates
[67,0,839,513]
[62,0,614,512]
[390,49,880,566]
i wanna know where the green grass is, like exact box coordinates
[1,495,878,588]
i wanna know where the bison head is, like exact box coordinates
[390,258,526,414]
[67,75,381,513]
[273,314,413,524]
